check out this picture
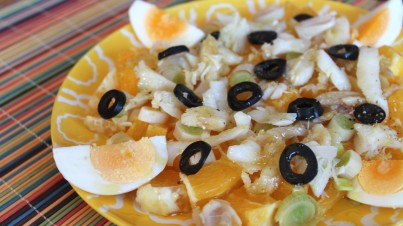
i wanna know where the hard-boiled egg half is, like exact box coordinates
[129,0,205,48]
[347,160,403,208]
[353,0,403,47]
[53,136,168,195]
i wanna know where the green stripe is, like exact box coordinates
[45,196,83,224]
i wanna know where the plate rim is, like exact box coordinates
[50,0,387,225]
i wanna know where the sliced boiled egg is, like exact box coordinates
[53,136,168,195]
[347,160,403,208]
[353,0,403,47]
[129,0,205,49]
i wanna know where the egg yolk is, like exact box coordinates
[358,160,403,195]
[90,138,155,184]
[357,8,389,46]
[146,7,188,41]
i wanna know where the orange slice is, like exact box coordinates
[129,1,204,48]
[180,159,242,204]
[387,89,403,135]
[145,124,168,137]
[357,160,403,195]
[226,187,279,226]
[353,0,403,47]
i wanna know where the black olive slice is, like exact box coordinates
[327,44,359,61]
[353,103,386,125]
[293,13,313,22]
[287,98,323,120]
[98,89,126,119]
[227,81,263,111]
[158,45,189,60]
[254,59,286,80]
[247,31,278,45]
[174,84,203,108]
[279,143,318,185]
[180,141,211,175]
[210,31,220,40]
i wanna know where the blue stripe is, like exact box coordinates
[8,179,68,225]
[4,148,53,182]
[0,125,50,168]
[0,3,130,74]
[1,168,59,212]
[0,0,44,20]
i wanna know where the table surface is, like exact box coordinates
[0,0,383,225]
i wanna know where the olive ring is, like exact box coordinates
[287,97,324,120]
[174,84,203,108]
[227,81,263,111]
[327,44,359,61]
[279,143,318,185]
[353,103,386,125]
[98,89,126,119]
[293,13,313,22]
[247,31,278,45]
[254,59,287,81]
[158,45,189,60]
[180,141,212,175]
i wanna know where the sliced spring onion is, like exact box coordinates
[253,123,276,132]
[274,191,320,226]
[173,122,208,141]
[106,132,133,144]
[180,124,204,135]
[337,143,345,158]
[229,70,253,86]
[336,150,362,179]
[328,113,355,145]
[334,177,353,191]
[286,52,303,60]
[172,72,186,84]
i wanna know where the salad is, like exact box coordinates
[52,0,403,225]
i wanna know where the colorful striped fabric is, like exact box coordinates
[0,0,382,225]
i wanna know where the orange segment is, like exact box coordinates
[150,168,180,187]
[145,124,168,137]
[387,89,403,136]
[180,159,242,204]
[127,117,149,140]
[270,179,294,200]
[379,46,403,77]
[226,187,278,226]
[90,138,155,183]
[265,88,300,111]
[357,160,403,195]
[146,7,188,41]
[317,180,345,213]
[116,49,157,95]
[356,9,389,46]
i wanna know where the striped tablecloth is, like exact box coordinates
[0,0,382,225]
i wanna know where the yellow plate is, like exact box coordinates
[51,0,403,225]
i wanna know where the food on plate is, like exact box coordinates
[53,0,403,225]
[128,0,205,48]
[53,136,168,195]
[353,0,403,47]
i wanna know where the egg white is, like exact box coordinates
[353,0,403,47]
[129,0,205,48]
[53,136,168,195]
[347,179,403,208]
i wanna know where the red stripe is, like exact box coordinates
[0,175,64,221]
[55,201,88,225]
[0,0,98,50]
